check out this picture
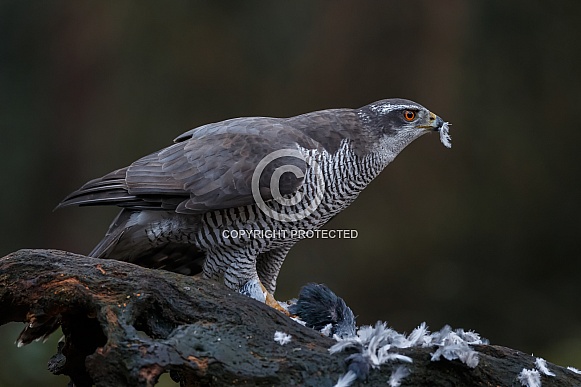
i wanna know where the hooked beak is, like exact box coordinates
[419,112,445,132]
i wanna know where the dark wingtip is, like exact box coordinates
[53,199,72,212]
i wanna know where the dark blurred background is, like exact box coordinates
[1,1,580,386]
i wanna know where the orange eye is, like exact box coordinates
[403,110,416,121]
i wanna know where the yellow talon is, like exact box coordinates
[259,282,290,316]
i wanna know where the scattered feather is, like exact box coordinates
[273,331,292,345]
[320,323,333,337]
[330,320,487,381]
[330,322,416,382]
[344,353,371,380]
[388,366,410,387]
[518,368,541,387]
[290,316,307,326]
[405,322,431,348]
[535,357,555,377]
[567,366,581,374]
[440,122,452,148]
[429,326,485,368]
[333,370,357,387]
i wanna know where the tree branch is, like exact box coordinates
[1,249,580,386]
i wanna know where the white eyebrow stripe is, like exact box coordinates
[369,103,421,115]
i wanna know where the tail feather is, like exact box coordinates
[88,210,130,258]
[57,165,205,275]
[56,167,140,209]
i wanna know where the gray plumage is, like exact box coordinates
[57,98,448,304]
[289,283,356,338]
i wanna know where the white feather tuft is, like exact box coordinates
[439,122,452,148]
[518,368,541,387]
[388,366,411,387]
[330,321,414,368]
[406,322,431,348]
[273,331,292,345]
[290,316,307,326]
[320,323,333,337]
[330,321,487,382]
[535,357,555,377]
[333,370,357,387]
[429,326,484,368]
[567,366,581,374]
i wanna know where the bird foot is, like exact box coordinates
[264,288,290,316]
[238,279,290,316]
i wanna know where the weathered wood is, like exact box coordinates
[1,249,580,386]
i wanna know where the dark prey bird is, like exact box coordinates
[289,283,356,339]
[57,99,450,312]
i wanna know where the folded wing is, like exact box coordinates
[57,116,325,214]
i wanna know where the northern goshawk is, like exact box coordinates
[58,98,450,311]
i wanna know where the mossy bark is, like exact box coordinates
[1,249,580,386]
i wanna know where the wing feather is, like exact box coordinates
[57,109,366,213]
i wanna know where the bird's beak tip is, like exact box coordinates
[434,116,445,131]
[420,112,445,132]
[429,112,445,132]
